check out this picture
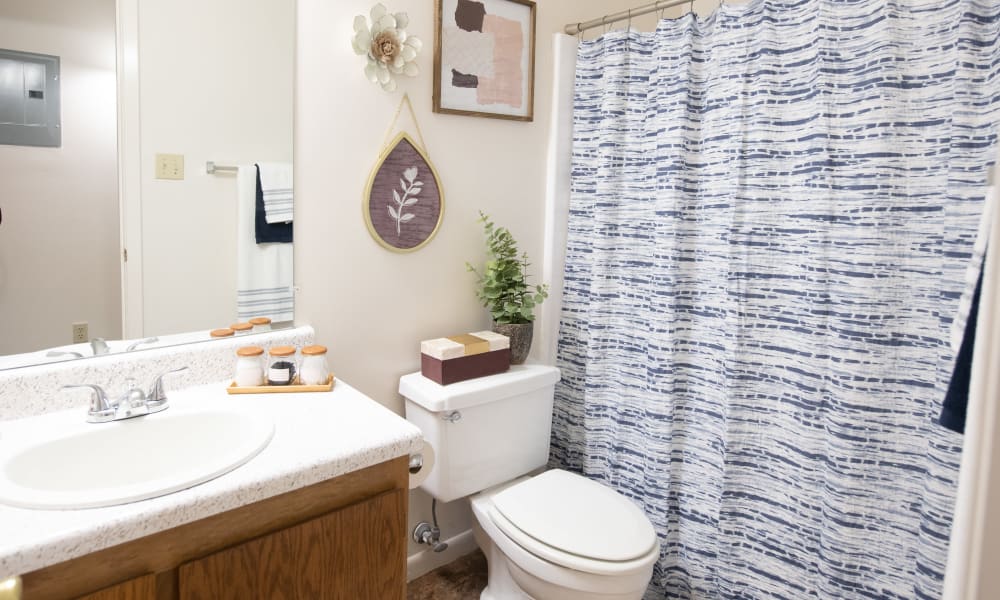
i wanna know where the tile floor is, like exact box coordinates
[407,549,488,599]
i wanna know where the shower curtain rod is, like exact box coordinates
[565,0,692,35]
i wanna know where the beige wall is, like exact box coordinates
[295,0,643,415]
[0,0,120,354]
[294,0,668,569]
[137,0,294,336]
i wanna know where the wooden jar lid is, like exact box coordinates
[269,345,296,357]
[230,322,253,332]
[210,328,235,338]
[249,317,272,326]
[301,345,328,356]
[237,346,264,357]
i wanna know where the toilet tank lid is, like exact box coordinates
[399,364,560,412]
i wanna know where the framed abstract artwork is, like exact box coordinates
[433,0,536,121]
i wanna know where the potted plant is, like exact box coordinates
[467,212,548,364]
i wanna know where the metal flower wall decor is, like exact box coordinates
[352,4,423,92]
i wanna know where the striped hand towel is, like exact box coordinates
[256,162,294,224]
[238,165,293,323]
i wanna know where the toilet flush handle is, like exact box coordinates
[440,410,462,423]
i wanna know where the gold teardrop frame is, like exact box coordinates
[362,132,445,253]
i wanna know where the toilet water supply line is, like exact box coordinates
[413,499,449,552]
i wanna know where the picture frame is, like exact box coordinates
[433,0,536,122]
[363,132,445,253]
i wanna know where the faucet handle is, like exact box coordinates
[147,366,189,406]
[90,338,110,355]
[63,384,113,422]
[126,337,159,352]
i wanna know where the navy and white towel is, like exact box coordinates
[237,165,293,323]
[256,162,293,224]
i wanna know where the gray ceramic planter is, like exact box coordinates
[493,322,534,365]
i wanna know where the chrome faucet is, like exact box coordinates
[126,337,159,352]
[45,338,109,359]
[63,366,189,423]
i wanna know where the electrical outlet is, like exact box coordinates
[155,153,185,180]
[72,322,88,343]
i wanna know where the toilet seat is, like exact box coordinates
[487,470,659,576]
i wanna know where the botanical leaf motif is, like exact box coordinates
[388,165,422,237]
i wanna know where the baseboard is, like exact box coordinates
[406,528,478,582]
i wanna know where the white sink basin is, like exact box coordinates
[0,409,274,510]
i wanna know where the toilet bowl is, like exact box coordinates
[470,470,659,600]
[399,365,659,599]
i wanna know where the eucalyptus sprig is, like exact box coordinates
[466,211,548,324]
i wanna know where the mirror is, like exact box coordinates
[0,0,295,370]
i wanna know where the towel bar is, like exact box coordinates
[206,161,238,175]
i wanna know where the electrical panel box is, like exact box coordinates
[0,49,61,147]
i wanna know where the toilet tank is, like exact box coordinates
[400,364,561,503]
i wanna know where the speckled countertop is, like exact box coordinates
[0,379,423,577]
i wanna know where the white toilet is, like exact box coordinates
[400,364,660,600]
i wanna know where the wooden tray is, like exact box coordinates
[226,374,335,394]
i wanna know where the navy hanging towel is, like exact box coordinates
[941,265,986,434]
[254,164,293,244]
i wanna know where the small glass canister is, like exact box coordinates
[249,317,272,333]
[267,345,298,386]
[231,322,253,336]
[300,345,329,386]
[234,346,265,387]
[210,328,235,339]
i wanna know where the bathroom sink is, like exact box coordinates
[0,409,274,510]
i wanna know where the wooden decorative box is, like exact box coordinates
[420,331,510,385]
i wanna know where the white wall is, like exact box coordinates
[0,0,120,354]
[294,0,681,573]
[137,0,294,336]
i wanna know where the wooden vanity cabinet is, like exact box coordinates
[21,457,408,600]
[77,575,156,600]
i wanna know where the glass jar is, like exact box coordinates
[249,317,272,333]
[299,345,329,385]
[267,345,298,386]
[230,322,253,336]
[234,346,265,387]
[210,328,235,338]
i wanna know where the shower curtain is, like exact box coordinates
[549,0,1000,598]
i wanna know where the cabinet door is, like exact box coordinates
[178,489,405,600]
[76,574,156,600]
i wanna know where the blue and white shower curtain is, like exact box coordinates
[550,0,1000,598]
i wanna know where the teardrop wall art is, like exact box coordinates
[363,132,445,252]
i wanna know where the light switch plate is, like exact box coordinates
[155,153,184,180]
